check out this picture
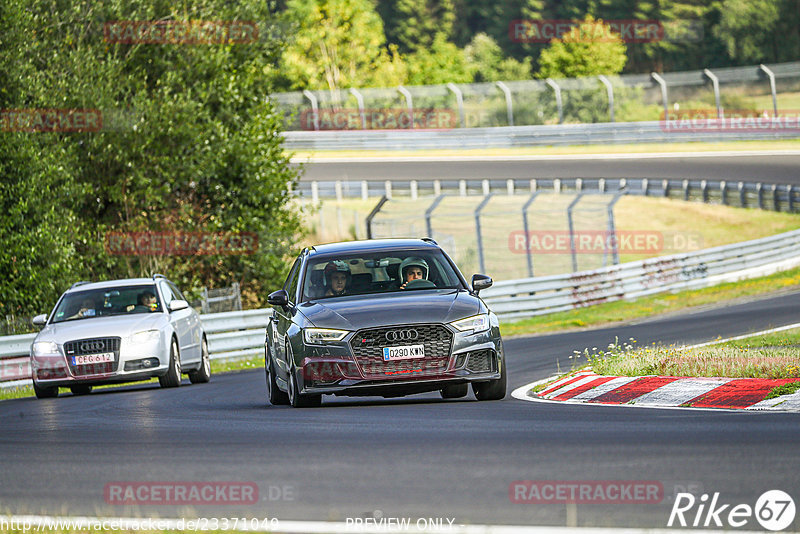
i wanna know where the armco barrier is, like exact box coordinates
[283,121,800,151]
[480,228,800,320]
[0,308,273,385]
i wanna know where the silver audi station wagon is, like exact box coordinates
[29,275,209,398]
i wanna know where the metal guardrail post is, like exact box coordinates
[683,179,690,200]
[651,73,669,121]
[567,193,584,272]
[773,184,780,211]
[425,194,446,238]
[361,181,369,201]
[606,190,626,266]
[789,185,795,212]
[701,180,708,203]
[302,90,319,131]
[521,192,540,277]
[759,64,778,117]
[642,178,649,196]
[349,88,367,129]
[703,69,722,119]
[720,180,727,205]
[545,78,563,124]
[739,182,746,208]
[597,75,615,123]
[475,194,493,274]
[662,179,670,197]
[397,86,414,129]
[447,83,465,128]
[365,195,388,239]
[495,81,514,126]
[757,182,764,209]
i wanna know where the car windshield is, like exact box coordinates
[51,285,162,323]
[301,250,464,302]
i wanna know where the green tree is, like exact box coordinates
[405,32,473,85]
[464,33,531,82]
[537,15,627,78]
[281,0,406,93]
[378,0,456,53]
[713,0,780,63]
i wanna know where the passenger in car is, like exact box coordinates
[68,297,97,319]
[324,261,351,297]
[128,291,158,312]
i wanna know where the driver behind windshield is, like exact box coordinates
[324,261,351,297]
[399,257,429,289]
[67,297,96,320]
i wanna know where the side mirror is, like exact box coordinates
[32,314,48,327]
[267,289,290,308]
[471,274,493,294]
[168,299,190,312]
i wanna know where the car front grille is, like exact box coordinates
[64,337,121,377]
[349,324,453,378]
[465,349,495,373]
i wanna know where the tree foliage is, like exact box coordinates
[537,16,627,79]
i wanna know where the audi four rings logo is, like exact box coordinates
[385,329,419,342]
[80,340,105,353]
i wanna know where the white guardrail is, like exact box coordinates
[2,228,800,384]
[481,228,800,320]
[0,309,273,385]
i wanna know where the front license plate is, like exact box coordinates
[73,352,114,365]
[382,344,425,361]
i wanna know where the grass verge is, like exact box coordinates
[500,265,800,337]
[580,328,800,379]
[0,355,263,402]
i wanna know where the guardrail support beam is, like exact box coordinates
[545,78,564,124]
[567,193,584,272]
[496,81,514,126]
[703,69,722,119]
[447,83,465,128]
[597,75,615,123]
[425,194,446,238]
[365,195,388,239]
[651,73,669,121]
[397,86,414,129]
[349,88,367,129]
[759,64,778,117]
[302,90,319,131]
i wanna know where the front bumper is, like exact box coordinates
[295,324,503,397]
[31,335,170,388]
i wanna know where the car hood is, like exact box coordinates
[297,289,482,330]
[37,313,166,343]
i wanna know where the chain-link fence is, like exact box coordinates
[271,61,800,131]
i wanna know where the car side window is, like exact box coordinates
[167,281,186,301]
[284,259,301,304]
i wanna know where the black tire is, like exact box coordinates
[188,337,211,384]
[33,382,58,399]
[69,385,92,396]
[265,345,289,406]
[472,358,507,401]
[287,361,321,408]
[440,383,469,399]
[159,338,182,388]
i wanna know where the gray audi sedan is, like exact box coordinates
[29,275,209,398]
[265,238,506,407]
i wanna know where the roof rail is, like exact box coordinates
[70,281,92,289]
[152,273,166,280]
[421,237,438,246]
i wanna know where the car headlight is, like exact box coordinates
[304,328,349,344]
[129,330,160,344]
[450,314,490,334]
[32,341,59,356]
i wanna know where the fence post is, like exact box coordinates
[599,178,606,193]
[496,81,514,126]
[482,179,490,196]
[597,75,615,122]
[651,73,669,121]
[384,180,393,199]
[720,180,727,205]
[757,182,764,209]
[662,179,670,197]
[683,179,690,201]
[365,196,388,239]
[447,83,465,128]
[311,181,320,205]
[620,178,627,191]
[545,78,564,124]
[567,193,584,272]
[202,287,209,314]
[361,180,369,201]
[507,179,515,196]
[349,88,367,129]
[397,86,414,129]
[475,194,493,274]
[459,180,467,196]
[410,180,418,201]
[606,190,626,266]
[433,180,441,196]
[700,180,708,203]
[576,178,583,192]
[425,194,446,238]
[642,178,649,196]
[521,192,540,278]
[738,181,746,208]
[773,184,780,211]
[703,69,722,119]
[530,179,537,192]
[335,180,343,201]
[302,90,319,131]
[759,64,778,117]
[789,185,795,212]
[554,178,562,193]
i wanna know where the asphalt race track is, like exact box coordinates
[2,291,800,529]
[298,152,800,185]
